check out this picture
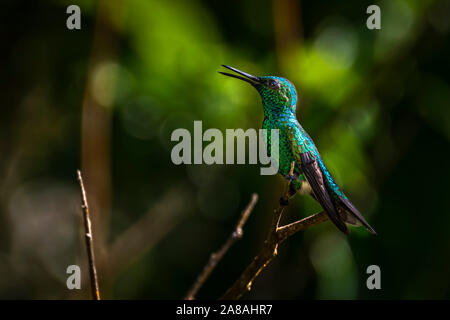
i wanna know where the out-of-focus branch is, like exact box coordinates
[76,170,101,300]
[184,193,259,300]
[221,163,329,300]
[107,185,192,279]
[81,0,126,261]
[273,0,303,74]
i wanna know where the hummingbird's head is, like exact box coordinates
[219,65,298,114]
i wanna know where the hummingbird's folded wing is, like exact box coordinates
[299,152,349,235]
[285,126,349,234]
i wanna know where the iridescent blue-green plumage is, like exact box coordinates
[220,66,376,235]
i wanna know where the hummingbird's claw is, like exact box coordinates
[284,173,294,181]
[285,171,299,182]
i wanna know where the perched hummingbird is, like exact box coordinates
[220,65,376,235]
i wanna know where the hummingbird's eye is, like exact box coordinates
[267,79,279,90]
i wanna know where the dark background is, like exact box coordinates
[1,0,449,299]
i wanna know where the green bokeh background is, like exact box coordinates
[1,0,449,299]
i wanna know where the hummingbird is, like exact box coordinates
[219,65,376,235]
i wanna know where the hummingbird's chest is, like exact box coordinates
[262,117,301,175]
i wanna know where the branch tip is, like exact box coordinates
[76,170,101,300]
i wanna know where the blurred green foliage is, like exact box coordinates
[1,0,450,299]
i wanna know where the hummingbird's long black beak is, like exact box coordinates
[219,65,261,86]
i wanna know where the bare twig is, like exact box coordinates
[221,162,329,300]
[184,193,259,300]
[77,170,101,300]
[277,211,328,242]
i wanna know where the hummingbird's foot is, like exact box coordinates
[285,171,299,182]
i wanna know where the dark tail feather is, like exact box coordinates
[326,206,350,235]
[338,195,376,235]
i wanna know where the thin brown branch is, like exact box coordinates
[277,211,328,242]
[184,193,259,300]
[76,170,101,300]
[221,162,329,300]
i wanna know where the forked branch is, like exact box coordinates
[221,162,329,300]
